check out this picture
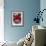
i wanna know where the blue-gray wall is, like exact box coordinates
[4,0,40,42]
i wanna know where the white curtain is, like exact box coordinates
[0,0,4,42]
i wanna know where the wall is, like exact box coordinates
[4,0,40,42]
[40,0,46,45]
[40,0,46,27]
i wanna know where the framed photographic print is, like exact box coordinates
[11,11,24,26]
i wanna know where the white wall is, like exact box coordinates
[40,0,46,45]
[40,0,46,27]
[40,0,46,9]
